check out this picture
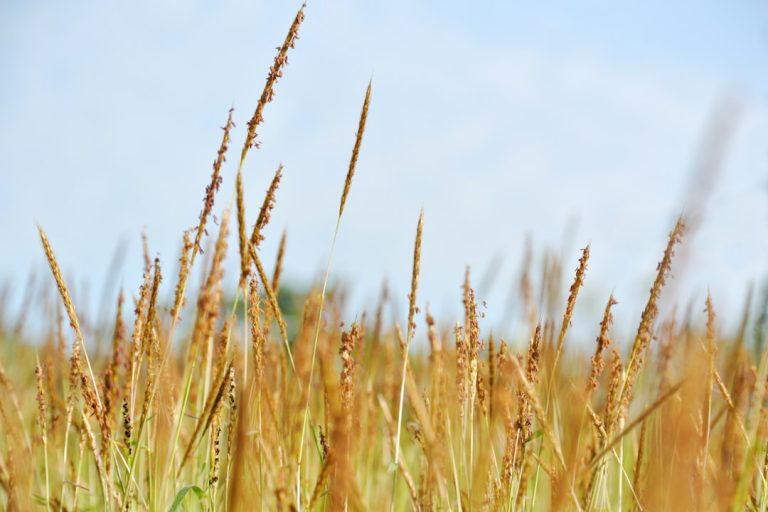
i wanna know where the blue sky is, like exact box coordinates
[1,1,767,342]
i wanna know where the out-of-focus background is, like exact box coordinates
[1,1,767,342]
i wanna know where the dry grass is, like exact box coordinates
[0,6,763,512]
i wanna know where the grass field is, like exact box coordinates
[0,4,764,511]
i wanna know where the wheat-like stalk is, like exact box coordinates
[38,226,104,415]
[390,209,424,509]
[618,216,686,423]
[193,108,235,258]
[295,82,373,499]
[339,81,372,218]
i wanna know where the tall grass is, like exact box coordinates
[0,6,763,512]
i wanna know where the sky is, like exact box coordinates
[1,1,767,344]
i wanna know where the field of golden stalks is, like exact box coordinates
[0,4,763,511]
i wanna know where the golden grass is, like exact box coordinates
[0,6,763,512]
